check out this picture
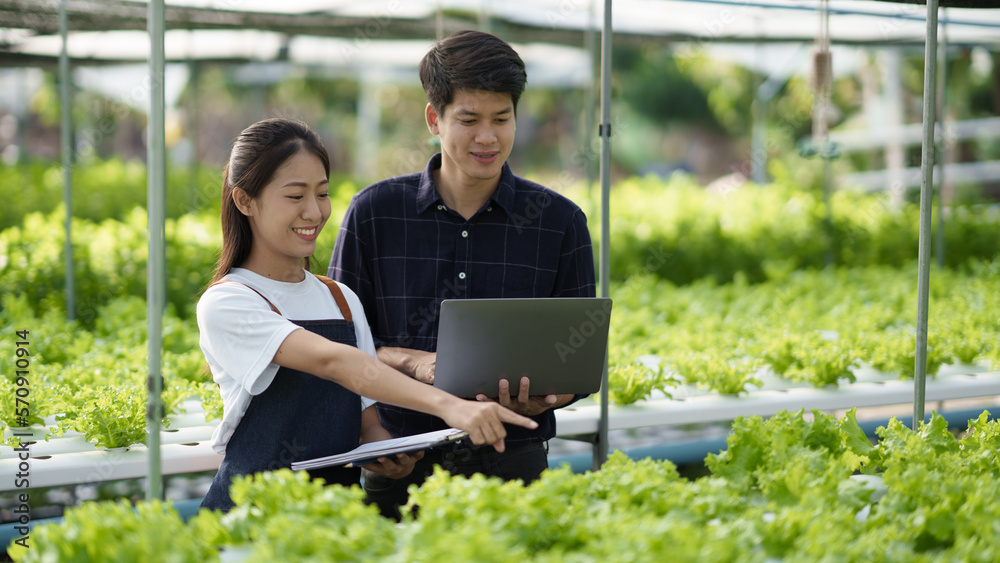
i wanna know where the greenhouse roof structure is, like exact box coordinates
[2,0,1000,69]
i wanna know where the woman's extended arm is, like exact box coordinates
[273,328,537,451]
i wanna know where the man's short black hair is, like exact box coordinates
[419,30,527,115]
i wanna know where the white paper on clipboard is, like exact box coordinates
[290,428,469,470]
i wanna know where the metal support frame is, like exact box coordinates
[146,0,166,501]
[816,0,835,266]
[354,75,381,184]
[751,43,808,185]
[584,0,597,220]
[59,0,74,321]
[188,58,201,211]
[914,0,941,429]
[935,10,949,269]
[593,0,613,470]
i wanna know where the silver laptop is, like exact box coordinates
[433,298,613,398]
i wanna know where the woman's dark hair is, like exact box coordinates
[418,30,527,116]
[211,118,330,283]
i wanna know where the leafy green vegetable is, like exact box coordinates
[199,382,224,423]
[608,360,672,405]
[219,469,397,562]
[7,499,219,563]
[61,385,148,449]
[669,350,763,395]
[13,410,1000,561]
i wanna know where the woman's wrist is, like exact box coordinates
[427,390,463,422]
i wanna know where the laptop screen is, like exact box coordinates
[433,297,612,398]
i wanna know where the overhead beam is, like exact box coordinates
[5,0,998,56]
[874,0,1000,7]
[0,0,435,36]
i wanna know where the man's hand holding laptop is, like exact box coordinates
[380,348,573,416]
[476,376,575,416]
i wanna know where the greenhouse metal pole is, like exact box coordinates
[146,0,166,501]
[594,0,612,470]
[59,0,75,321]
[913,0,940,430]
[816,0,834,267]
[751,17,765,185]
[584,0,597,221]
[188,59,200,212]
[752,44,808,185]
[934,12,948,269]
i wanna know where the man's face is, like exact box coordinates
[426,89,516,190]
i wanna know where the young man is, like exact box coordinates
[329,30,596,520]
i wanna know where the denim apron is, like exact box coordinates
[201,275,363,512]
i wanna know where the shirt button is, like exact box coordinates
[487,206,492,212]
[461,230,468,238]
[437,204,445,211]
[458,272,466,280]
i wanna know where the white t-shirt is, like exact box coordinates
[197,268,377,454]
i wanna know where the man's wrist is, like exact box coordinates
[548,394,575,410]
[403,353,423,380]
[376,346,416,378]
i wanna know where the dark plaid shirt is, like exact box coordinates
[329,153,596,444]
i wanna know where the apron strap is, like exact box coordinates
[313,275,353,323]
[209,275,352,322]
[210,279,281,315]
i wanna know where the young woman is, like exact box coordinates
[197,118,536,511]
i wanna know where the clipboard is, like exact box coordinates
[290,428,469,470]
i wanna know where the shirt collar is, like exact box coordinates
[415,153,516,216]
[414,154,442,213]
